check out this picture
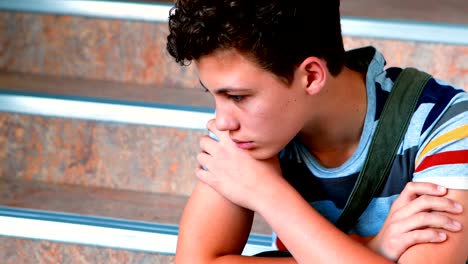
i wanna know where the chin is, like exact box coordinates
[247,147,280,160]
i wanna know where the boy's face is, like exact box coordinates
[196,49,313,160]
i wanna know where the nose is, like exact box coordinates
[214,107,239,132]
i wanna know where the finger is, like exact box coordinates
[197,151,211,171]
[206,118,216,130]
[387,229,448,260]
[397,212,462,233]
[398,229,447,251]
[200,135,218,154]
[195,166,211,184]
[393,195,463,220]
[206,119,230,142]
[392,182,447,209]
[401,182,447,200]
[206,119,219,137]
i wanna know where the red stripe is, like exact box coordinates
[276,237,288,251]
[415,150,468,173]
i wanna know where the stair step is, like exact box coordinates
[1,12,466,90]
[1,178,187,225]
[0,178,274,255]
[0,110,207,195]
[0,236,175,264]
[0,71,216,195]
[0,71,213,110]
[0,8,198,88]
[0,71,214,130]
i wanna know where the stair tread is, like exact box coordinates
[0,71,214,110]
[0,178,272,235]
[0,236,176,264]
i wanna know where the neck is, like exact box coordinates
[298,66,367,167]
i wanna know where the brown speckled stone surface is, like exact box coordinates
[343,37,468,90]
[0,113,203,196]
[0,236,175,264]
[0,12,199,89]
[0,178,272,234]
[1,12,467,91]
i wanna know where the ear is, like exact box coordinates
[296,57,327,95]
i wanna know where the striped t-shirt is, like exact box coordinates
[279,46,468,237]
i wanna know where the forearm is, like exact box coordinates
[209,255,296,264]
[397,189,468,264]
[178,252,296,264]
[255,177,393,264]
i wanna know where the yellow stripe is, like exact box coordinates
[416,124,468,166]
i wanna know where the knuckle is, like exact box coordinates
[416,212,429,222]
[442,217,454,226]
[425,229,439,237]
[199,135,209,146]
[400,182,415,197]
[419,194,431,203]
[420,229,441,242]
[206,118,215,130]
[407,231,420,242]
[406,182,416,191]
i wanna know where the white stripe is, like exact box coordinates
[341,18,468,45]
[0,216,275,255]
[413,176,468,190]
[0,94,214,130]
[0,216,178,254]
[0,0,467,45]
[0,0,172,22]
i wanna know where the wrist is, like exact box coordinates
[365,236,392,261]
[349,234,374,245]
[254,176,294,215]
[365,236,379,252]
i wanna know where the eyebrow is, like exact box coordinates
[199,80,248,95]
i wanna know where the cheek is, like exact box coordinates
[251,98,303,132]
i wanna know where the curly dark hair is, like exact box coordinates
[166,0,345,83]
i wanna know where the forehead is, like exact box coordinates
[196,49,258,72]
[195,49,282,90]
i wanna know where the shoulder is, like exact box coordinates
[411,78,468,190]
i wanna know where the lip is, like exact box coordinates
[232,138,256,150]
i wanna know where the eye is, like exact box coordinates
[227,94,245,102]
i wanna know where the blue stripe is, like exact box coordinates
[0,206,272,247]
[0,206,179,235]
[353,195,398,236]
[374,82,389,121]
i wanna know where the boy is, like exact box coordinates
[166,0,468,263]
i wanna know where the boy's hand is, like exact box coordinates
[367,182,463,261]
[196,119,284,211]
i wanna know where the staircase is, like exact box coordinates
[0,0,467,263]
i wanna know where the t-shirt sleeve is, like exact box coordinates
[412,98,468,189]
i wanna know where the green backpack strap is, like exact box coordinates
[335,68,432,233]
